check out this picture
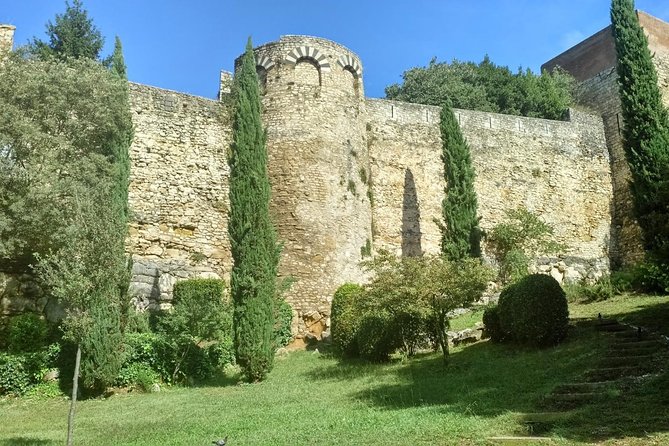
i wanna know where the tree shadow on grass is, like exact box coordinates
[307,316,669,442]
[612,300,669,335]
[308,325,604,418]
[0,438,56,446]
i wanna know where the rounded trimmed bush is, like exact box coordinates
[498,274,569,346]
[330,283,364,356]
[356,311,401,362]
[482,305,504,342]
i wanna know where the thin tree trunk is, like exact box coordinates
[67,344,82,446]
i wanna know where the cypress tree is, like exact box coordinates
[611,0,669,262]
[228,38,280,382]
[109,36,127,80]
[438,105,481,260]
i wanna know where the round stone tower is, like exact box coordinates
[236,36,372,340]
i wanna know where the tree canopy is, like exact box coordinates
[386,56,575,120]
[28,0,104,61]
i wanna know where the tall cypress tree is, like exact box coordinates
[438,105,481,261]
[109,36,127,80]
[611,0,669,262]
[228,38,280,382]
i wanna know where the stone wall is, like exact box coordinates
[126,83,232,310]
[0,25,14,58]
[367,99,613,281]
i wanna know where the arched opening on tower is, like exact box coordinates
[294,57,321,86]
[256,66,267,94]
[343,66,360,97]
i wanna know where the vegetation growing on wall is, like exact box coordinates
[611,0,669,285]
[385,56,575,120]
[228,38,281,382]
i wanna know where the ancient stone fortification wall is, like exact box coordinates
[0,25,14,57]
[367,99,612,282]
[126,83,232,310]
[248,36,372,339]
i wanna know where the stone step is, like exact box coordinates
[552,381,615,393]
[542,391,607,410]
[487,436,553,445]
[596,323,630,332]
[612,329,646,339]
[611,338,663,348]
[515,412,569,436]
[592,318,619,327]
[599,355,655,367]
[584,366,644,381]
[605,346,661,357]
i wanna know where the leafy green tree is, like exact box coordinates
[29,0,104,61]
[386,56,574,120]
[0,55,132,444]
[360,252,493,363]
[437,105,481,261]
[486,208,564,284]
[228,38,280,382]
[611,0,669,264]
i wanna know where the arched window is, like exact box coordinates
[294,57,321,86]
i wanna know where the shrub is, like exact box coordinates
[498,274,569,347]
[486,208,564,284]
[482,305,504,342]
[7,313,49,353]
[116,363,159,392]
[0,343,60,396]
[564,277,614,302]
[273,298,293,349]
[633,261,669,294]
[155,279,231,383]
[356,311,401,362]
[331,283,364,356]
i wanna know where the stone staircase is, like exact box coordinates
[487,316,668,445]
[540,317,666,411]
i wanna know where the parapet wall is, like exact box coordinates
[126,83,232,310]
[367,99,612,282]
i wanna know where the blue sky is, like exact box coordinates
[2,1,669,99]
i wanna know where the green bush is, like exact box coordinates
[330,283,364,356]
[498,274,569,347]
[0,343,60,396]
[152,279,233,384]
[634,261,669,294]
[356,311,401,362]
[482,305,504,342]
[273,298,293,349]
[564,277,615,302]
[116,362,160,392]
[7,313,49,353]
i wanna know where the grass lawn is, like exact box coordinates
[1,295,667,446]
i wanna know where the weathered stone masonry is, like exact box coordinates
[3,13,669,339]
[124,35,613,339]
